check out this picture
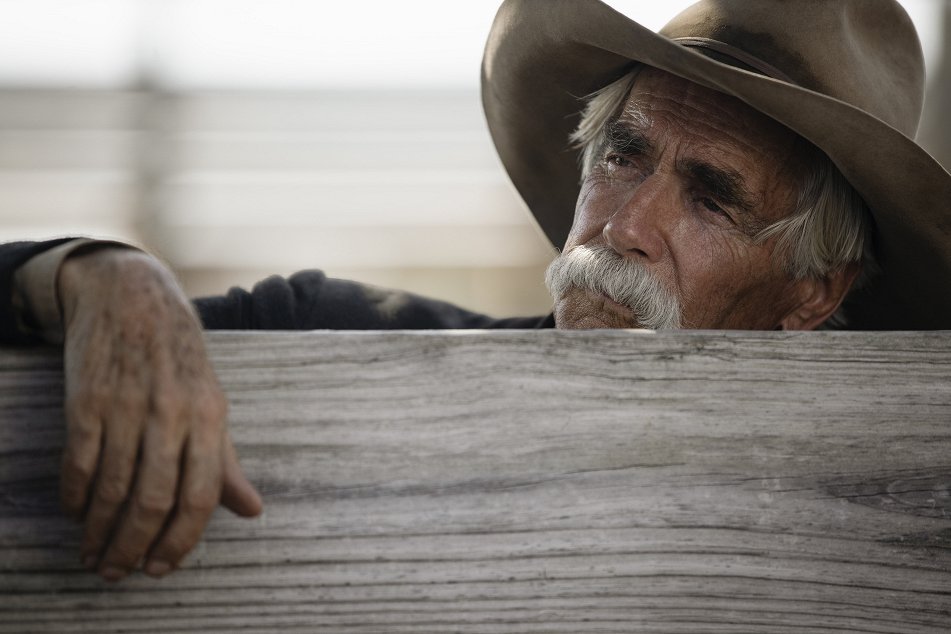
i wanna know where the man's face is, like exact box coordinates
[553,67,814,330]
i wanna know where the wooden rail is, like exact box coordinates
[1,330,950,633]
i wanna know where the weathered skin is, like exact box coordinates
[554,68,858,331]
[58,247,262,581]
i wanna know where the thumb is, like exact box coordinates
[221,436,263,517]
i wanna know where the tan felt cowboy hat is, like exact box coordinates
[481,0,951,330]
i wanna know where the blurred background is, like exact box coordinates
[0,0,948,318]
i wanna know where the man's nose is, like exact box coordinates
[602,173,677,263]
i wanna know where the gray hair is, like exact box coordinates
[569,70,875,325]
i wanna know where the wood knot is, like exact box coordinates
[824,469,951,519]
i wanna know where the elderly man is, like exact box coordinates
[0,0,948,582]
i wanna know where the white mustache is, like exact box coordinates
[544,244,682,329]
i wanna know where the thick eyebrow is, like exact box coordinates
[604,120,757,216]
[604,119,653,157]
[682,159,757,216]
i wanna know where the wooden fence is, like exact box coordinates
[1,330,950,633]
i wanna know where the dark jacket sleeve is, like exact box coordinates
[0,239,75,344]
[194,269,554,330]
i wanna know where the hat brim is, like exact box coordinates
[481,0,951,329]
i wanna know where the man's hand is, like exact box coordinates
[55,247,262,581]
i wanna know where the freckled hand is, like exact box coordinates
[57,247,263,581]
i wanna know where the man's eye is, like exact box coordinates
[602,154,649,184]
[699,197,734,222]
[605,154,638,172]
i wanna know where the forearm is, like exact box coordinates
[194,269,540,331]
[3,238,138,345]
[0,238,76,344]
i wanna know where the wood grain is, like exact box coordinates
[1,329,950,633]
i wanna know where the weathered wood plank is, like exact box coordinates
[1,330,950,632]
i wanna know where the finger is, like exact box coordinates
[220,435,263,518]
[144,429,223,577]
[79,417,140,575]
[59,406,103,520]
[97,421,183,581]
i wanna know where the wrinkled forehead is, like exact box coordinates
[620,67,814,175]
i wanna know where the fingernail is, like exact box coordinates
[99,566,127,582]
[82,554,98,570]
[145,560,171,577]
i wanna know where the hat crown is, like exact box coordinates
[659,0,926,137]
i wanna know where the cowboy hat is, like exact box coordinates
[481,0,951,329]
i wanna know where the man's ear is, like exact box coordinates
[779,263,861,330]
